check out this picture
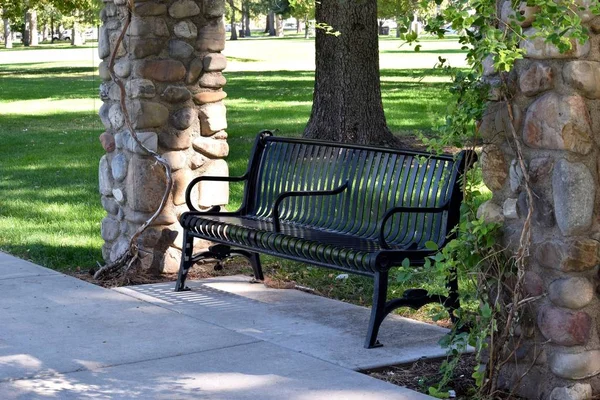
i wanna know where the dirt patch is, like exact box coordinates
[367,354,477,399]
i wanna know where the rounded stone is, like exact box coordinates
[549,350,600,380]
[112,188,125,203]
[134,2,168,16]
[108,104,125,130]
[158,128,192,150]
[111,154,128,182]
[186,57,204,84]
[523,271,544,297]
[192,137,229,158]
[99,132,115,153]
[124,131,158,155]
[550,384,592,400]
[537,305,591,346]
[193,90,227,104]
[519,62,553,97]
[501,1,537,27]
[127,79,156,99]
[126,156,167,213]
[173,168,194,205]
[98,61,111,81]
[174,20,198,39]
[169,0,200,18]
[481,145,507,191]
[138,60,187,83]
[203,0,225,18]
[162,86,192,103]
[127,101,169,129]
[503,198,518,219]
[169,39,194,59]
[109,237,130,262]
[476,201,504,224]
[535,239,600,272]
[549,277,594,309]
[523,93,593,155]
[521,28,590,59]
[203,53,227,72]
[101,217,120,241]
[199,101,227,135]
[552,159,594,236]
[563,61,600,99]
[196,20,225,52]
[101,196,120,215]
[170,108,197,130]
[199,72,227,89]
[99,155,113,196]
[508,159,523,193]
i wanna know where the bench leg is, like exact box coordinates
[175,231,194,292]
[365,271,388,349]
[249,252,264,281]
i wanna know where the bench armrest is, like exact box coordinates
[378,203,449,250]
[185,173,249,212]
[272,181,349,232]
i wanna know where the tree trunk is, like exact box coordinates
[304,15,309,39]
[268,11,275,36]
[264,14,270,33]
[275,14,283,37]
[42,24,48,42]
[244,2,250,37]
[3,17,12,49]
[296,17,301,34]
[72,22,84,46]
[23,9,30,46]
[304,0,393,145]
[29,9,38,46]
[396,17,401,38]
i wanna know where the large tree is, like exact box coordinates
[303,0,394,145]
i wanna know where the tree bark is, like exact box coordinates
[244,2,250,36]
[23,9,29,46]
[3,17,12,49]
[267,11,275,36]
[275,14,283,37]
[296,17,301,34]
[29,9,38,46]
[304,15,309,39]
[304,0,394,145]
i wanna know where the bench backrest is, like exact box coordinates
[242,134,473,249]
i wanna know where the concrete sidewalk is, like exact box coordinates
[0,251,437,399]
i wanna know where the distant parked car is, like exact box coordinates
[52,31,71,42]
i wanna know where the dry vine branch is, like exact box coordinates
[94,0,174,281]
[482,94,536,396]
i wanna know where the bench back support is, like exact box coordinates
[240,132,474,250]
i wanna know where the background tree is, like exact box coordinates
[303,0,395,145]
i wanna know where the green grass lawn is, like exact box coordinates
[0,38,483,320]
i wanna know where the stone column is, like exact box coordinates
[98,0,229,273]
[478,3,600,398]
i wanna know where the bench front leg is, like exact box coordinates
[365,270,388,349]
[175,231,194,292]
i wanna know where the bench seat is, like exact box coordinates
[181,213,436,275]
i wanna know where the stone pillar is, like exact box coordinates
[98,0,229,273]
[478,3,600,398]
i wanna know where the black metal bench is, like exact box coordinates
[175,131,476,348]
